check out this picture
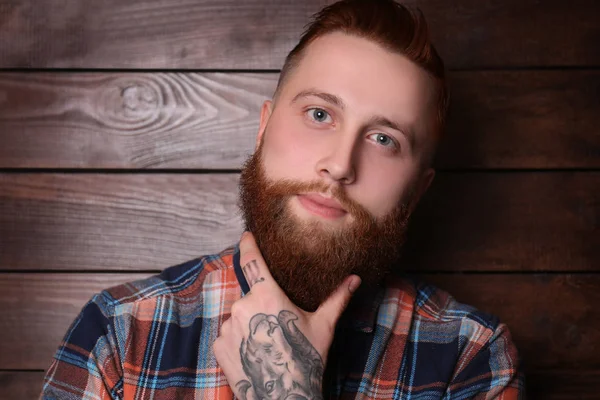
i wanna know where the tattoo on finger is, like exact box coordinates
[243,260,265,288]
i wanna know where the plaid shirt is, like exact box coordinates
[41,245,524,399]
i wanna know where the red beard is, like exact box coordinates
[238,145,411,311]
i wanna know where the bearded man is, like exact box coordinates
[41,0,524,398]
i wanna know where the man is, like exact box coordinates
[41,0,524,398]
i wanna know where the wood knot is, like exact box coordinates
[121,84,158,115]
[96,77,164,132]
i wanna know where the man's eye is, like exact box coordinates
[369,133,397,149]
[306,108,332,123]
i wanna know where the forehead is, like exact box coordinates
[280,32,435,134]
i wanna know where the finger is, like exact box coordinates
[315,275,361,326]
[213,338,252,399]
[239,231,275,290]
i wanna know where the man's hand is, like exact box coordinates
[213,232,361,400]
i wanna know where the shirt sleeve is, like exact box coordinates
[447,322,526,399]
[40,292,123,400]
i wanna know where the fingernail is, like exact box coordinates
[348,276,361,294]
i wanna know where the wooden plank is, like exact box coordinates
[402,171,600,272]
[2,370,600,400]
[0,0,598,69]
[439,70,600,169]
[0,174,244,270]
[526,370,600,399]
[0,72,273,169]
[416,0,600,69]
[0,371,45,400]
[0,71,598,169]
[0,172,597,272]
[1,273,599,374]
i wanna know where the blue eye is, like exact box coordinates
[369,133,397,149]
[307,108,332,123]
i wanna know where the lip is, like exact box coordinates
[296,193,347,219]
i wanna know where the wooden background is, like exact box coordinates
[0,0,598,398]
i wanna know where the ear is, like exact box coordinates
[407,167,435,216]
[256,100,273,149]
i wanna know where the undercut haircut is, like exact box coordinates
[274,0,449,144]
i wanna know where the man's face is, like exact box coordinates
[259,32,436,223]
[239,32,436,311]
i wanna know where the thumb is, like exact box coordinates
[315,275,361,325]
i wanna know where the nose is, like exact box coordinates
[315,135,357,185]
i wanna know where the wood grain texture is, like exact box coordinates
[0,0,598,69]
[0,172,598,272]
[0,371,45,400]
[0,174,244,270]
[1,272,599,374]
[0,71,598,169]
[439,70,600,169]
[2,370,599,400]
[402,171,600,272]
[0,72,273,169]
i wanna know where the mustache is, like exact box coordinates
[264,178,374,222]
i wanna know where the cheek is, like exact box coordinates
[261,116,319,180]
[353,158,415,218]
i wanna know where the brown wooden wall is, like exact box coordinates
[0,0,598,398]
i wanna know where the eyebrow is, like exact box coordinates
[290,89,415,150]
[291,89,346,110]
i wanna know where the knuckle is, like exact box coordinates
[230,298,252,321]
[230,301,241,316]
[219,323,228,336]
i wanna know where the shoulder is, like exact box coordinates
[393,275,511,351]
[385,276,523,395]
[410,277,500,331]
[382,275,519,364]
[383,275,501,330]
[95,246,239,313]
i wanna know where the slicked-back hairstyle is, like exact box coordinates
[274,0,449,142]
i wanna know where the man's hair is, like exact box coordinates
[274,0,449,142]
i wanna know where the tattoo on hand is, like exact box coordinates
[243,260,265,287]
[236,311,324,400]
